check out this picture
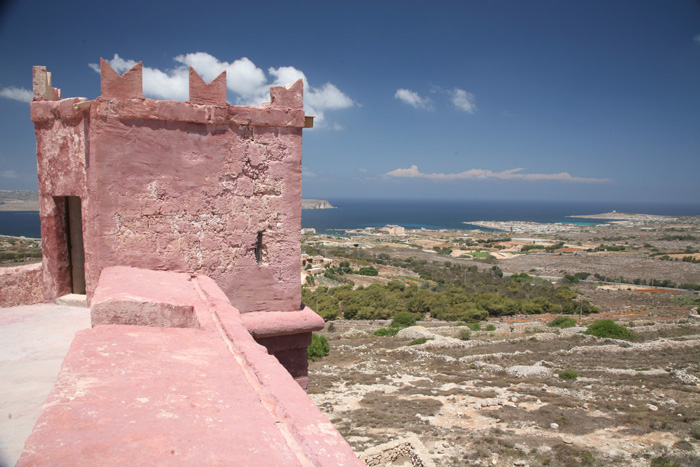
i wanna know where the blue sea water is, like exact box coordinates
[301,199,700,234]
[0,211,41,237]
[2,199,700,238]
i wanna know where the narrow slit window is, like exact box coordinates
[255,231,263,265]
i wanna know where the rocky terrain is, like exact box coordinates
[304,214,700,466]
[309,309,700,467]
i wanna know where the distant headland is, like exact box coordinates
[1,191,336,212]
[0,191,38,211]
[301,199,336,210]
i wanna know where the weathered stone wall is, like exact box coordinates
[0,263,43,307]
[31,62,305,313]
[31,92,89,301]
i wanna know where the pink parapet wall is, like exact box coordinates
[0,263,43,308]
[30,60,307,314]
[17,267,360,466]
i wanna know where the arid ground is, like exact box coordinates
[306,215,700,466]
[309,308,700,467]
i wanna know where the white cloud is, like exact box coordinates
[394,88,433,110]
[451,88,477,113]
[302,166,316,178]
[0,86,33,103]
[385,165,611,183]
[1,169,18,179]
[90,53,354,127]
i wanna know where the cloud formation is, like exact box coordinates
[90,53,354,127]
[0,86,33,103]
[451,88,477,113]
[1,169,18,179]
[394,88,433,110]
[385,165,611,183]
[694,34,700,44]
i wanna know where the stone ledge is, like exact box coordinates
[90,267,203,330]
[241,306,325,339]
[31,97,306,128]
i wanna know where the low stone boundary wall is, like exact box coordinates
[0,263,44,308]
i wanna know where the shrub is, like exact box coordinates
[408,337,433,346]
[585,320,638,341]
[308,333,330,361]
[357,266,378,276]
[651,457,679,467]
[464,322,481,331]
[691,422,700,440]
[391,311,417,329]
[458,329,471,341]
[327,322,336,333]
[559,369,578,380]
[548,317,577,328]
[373,327,400,336]
[485,324,496,331]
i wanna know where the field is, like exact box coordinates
[309,310,700,466]
[304,214,700,466]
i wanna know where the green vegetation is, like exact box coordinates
[559,369,578,380]
[373,311,417,336]
[392,311,416,328]
[593,244,626,252]
[408,337,433,346]
[548,316,578,328]
[592,273,700,290]
[650,457,680,467]
[672,296,700,306]
[433,246,453,255]
[584,320,638,341]
[660,235,697,241]
[302,247,600,322]
[484,324,496,331]
[0,236,42,266]
[357,266,378,276]
[308,333,330,361]
[458,329,471,341]
[691,422,700,440]
[373,327,399,336]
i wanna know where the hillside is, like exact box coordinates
[0,191,39,211]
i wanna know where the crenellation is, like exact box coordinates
[100,58,143,99]
[270,79,304,108]
[188,67,227,105]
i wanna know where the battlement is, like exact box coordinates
[31,60,307,128]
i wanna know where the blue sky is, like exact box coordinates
[0,0,699,202]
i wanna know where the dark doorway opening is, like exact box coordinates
[65,196,85,294]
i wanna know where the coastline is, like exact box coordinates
[568,212,677,221]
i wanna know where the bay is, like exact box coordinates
[2,199,700,238]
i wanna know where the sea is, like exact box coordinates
[2,199,700,238]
